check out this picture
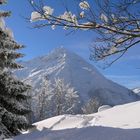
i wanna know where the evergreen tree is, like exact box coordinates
[0,0,31,138]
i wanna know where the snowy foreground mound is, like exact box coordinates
[13,101,140,140]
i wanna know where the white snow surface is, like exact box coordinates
[98,105,112,112]
[133,87,140,96]
[16,47,139,106]
[13,101,140,140]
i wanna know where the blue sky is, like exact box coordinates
[2,0,140,89]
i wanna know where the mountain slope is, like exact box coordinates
[16,47,139,117]
[13,101,140,140]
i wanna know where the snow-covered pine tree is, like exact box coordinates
[0,0,31,138]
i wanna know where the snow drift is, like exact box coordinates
[13,101,140,140]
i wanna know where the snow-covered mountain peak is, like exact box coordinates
[39,47,74,62]
[44,47,84,67]
[17,47,101,80]
[50,46,69,55]
[48,47,100,73]
[15,47,139,117]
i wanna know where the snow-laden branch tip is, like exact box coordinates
[0,17,5,30]
[31,0,34,4]
[30,6,54,22]
[43,6,54,16]
[80,11,85,18]
[5,27,14,38]
[79,1,90,10]
[108,47,118,54]
[100,13,108,23]
[59,11,78,25]
[51,25,56,30]
[30,11,42,22]
[29,0,140,65]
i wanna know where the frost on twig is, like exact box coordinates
[29,0,140,66]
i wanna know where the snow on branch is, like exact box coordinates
[29,0,140,66]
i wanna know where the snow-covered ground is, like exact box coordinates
[13,101,140,140]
